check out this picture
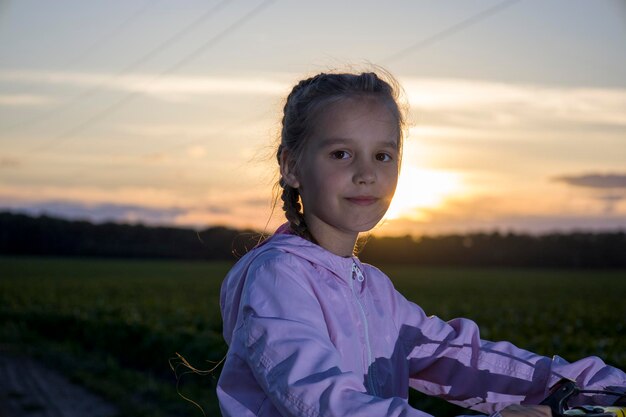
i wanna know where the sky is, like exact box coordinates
[1,0,625,236]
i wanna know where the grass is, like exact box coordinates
[1,256,625,417]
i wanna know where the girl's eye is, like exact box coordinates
[330,150,351,160]
[376,153,392,162]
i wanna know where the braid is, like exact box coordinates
[275,74,331,241]
[276,143,307,238]
[280,181,302,231]
[279,179,315,241]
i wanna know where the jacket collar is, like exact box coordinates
[258,224,363,284]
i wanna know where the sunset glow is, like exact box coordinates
[385,166,462,221]
[1,1,624,236]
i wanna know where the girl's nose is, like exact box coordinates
[353,161,376,185]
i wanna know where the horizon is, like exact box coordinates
[3,209,625,239]
[1,1,625,236]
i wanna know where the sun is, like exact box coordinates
[385,165,462,220]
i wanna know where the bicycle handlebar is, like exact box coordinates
[540,379,626,417]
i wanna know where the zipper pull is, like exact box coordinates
[352,262,365,282]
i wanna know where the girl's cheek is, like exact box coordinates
[323,167,346,182]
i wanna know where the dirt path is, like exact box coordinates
[0,351,118,417]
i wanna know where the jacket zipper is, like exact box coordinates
[350,261,377,396]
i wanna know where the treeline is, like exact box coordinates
[0,211,259,261]
[1,211,625,267]
[359,233,626,268]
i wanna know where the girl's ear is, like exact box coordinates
[280,149,300,188]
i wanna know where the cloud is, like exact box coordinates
[201,204,231,215]
[0,94,54,106]
[0,70,289,101]
[382,213,626,236]
[552,173,626,215]
[0,196,239,228]
[241,197,272,207]
[118,124,227,138]
[0,157,20,169]
[377,189,626,237]
[402,77,626,131]
[3,70,625,129]
[2,200,187,225]
[553,173,626,189]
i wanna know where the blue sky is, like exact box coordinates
[1,0,625,235]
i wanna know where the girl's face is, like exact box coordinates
[284,97,400,252]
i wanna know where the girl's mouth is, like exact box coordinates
[346,196,379,206]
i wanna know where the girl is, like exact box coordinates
[216,71,625,417]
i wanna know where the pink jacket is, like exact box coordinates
[217,228,625,417]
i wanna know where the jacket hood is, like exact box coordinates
[220,225,361,345]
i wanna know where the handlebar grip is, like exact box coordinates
[563,406,626,417]
[603,407,626,417]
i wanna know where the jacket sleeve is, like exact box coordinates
[240,255,430,417]
[389,289,626,414]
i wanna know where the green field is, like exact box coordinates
[1,256,625,417]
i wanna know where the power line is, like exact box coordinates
[5,0,158,98]
[142,110,270,156]
[57,0,161,73]
[3,0,160,132]
[4,0,230,133]
[26,0,277,155]
[161,0,277,76]
[60,110,270,183]
[384,0,523,64]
